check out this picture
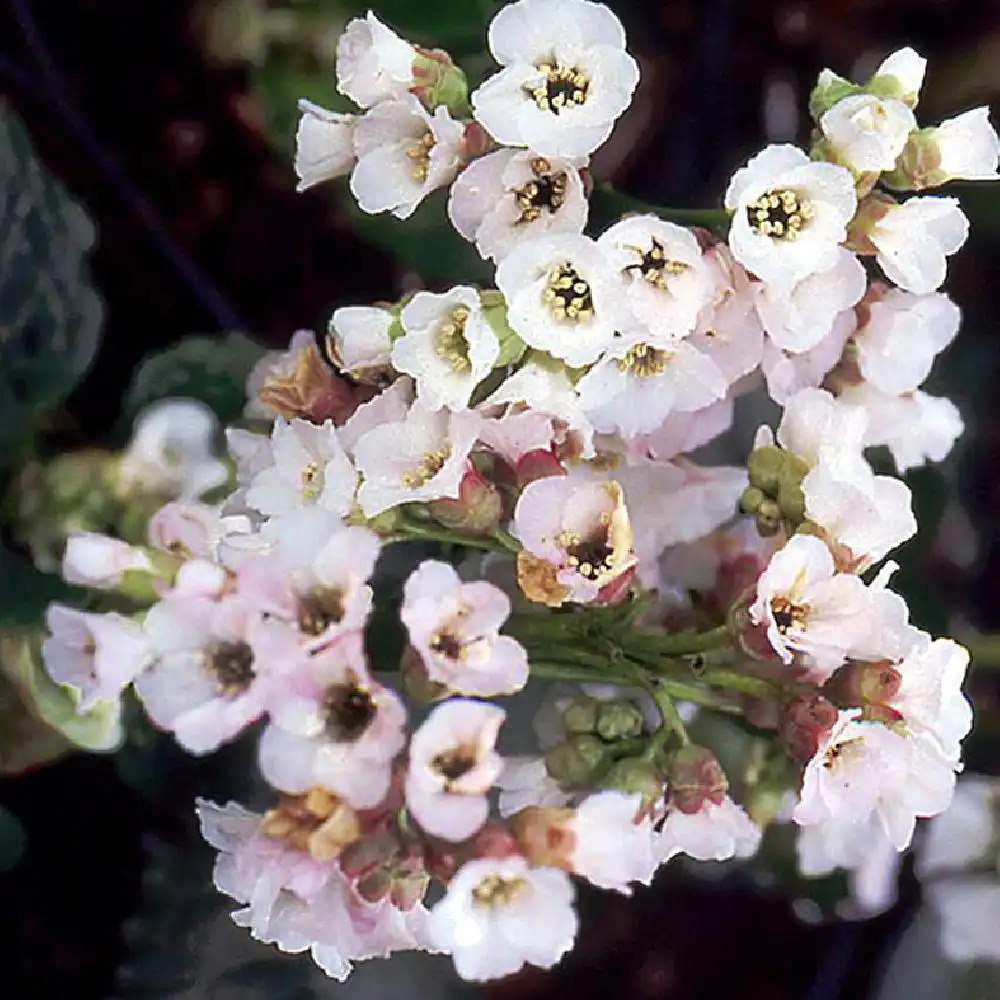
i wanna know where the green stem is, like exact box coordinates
[390,525,509,554]
[645,681,691,756]
[625,623,733,659]
[591,183,731,233]
[698,668,780,700]
[529,661,617,685]
[655,679,742,715]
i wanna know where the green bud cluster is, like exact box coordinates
[739,446,809,537]
[543,695,649,789]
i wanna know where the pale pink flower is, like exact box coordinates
[405,699,505,842]
[568,791,658,892]
[61,532,152,589]
[401,560,528,697]
[657,796,762,862]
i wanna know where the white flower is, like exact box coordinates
[820,93,916,173]
[495,233,623,366]
[802,445,916,566]
[774,387,867,466]
[754,248,866,353]
[568,791,658,891]
[294,101,357,192]
[512,476,636,606]
[338,376,414,456]
[327,305,394,381]
[42,604,150,712]
[724,144,856,294]
[471,0,639,159]
[119,399,228,500]
[350,96,464,220]
[658,796,762,863]
[392,287,499,411]
[872,47,926,107]
[597,216,717,336]
[238,511,379,650]
[259,634,407,810]
[928,107,1000,182]
[335,11,417,109]
[890,638,972,765]
[352,401,480,517]
[61,533,152,589]
[448,149,589,263]
[576,330,728,438]
[869,196,969,294]
[839,385,963,472]
[749,534,872,675]
[496,756,571,817]
[852,288,960,395]
[427,856,577,981]
[637,396,734,461]
[925,878,1000,962]
[244,418,356,521]
[401,560,529,697]
[480,361,595,459]
[761,311,855,405]
[794,710,958,851]
[405,698,505,842]
[135,595,271,754]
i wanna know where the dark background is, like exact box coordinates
[1,0,1000,997]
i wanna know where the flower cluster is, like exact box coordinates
[38,0,996,984]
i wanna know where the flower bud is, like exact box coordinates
[62,533,153,590]
[429,466,503,536]
[356,868,393,903]
[739,485,766,515]
[509,806,575,869]
[777,481,806,524]
[339,828,399,879]
[825,659,902,707]
[544,734,608,789]
[411,48,469,117]
[470,822,520,860]
[595,701,645,742]
[730,601,780,661]
[755,499,783,537]
[515,449,566,489]
[599,758,665,808]
[808,69,860,121]
[746,446,785,495]
[561,696,599,735]
[667,745,727,814]
[779,693,839,763]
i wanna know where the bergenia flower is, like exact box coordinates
[405,698,505,841]
[427,855,577,981]
[401,560,529,697]
[471,0,639,158]
[61,532,152,589]
[294,101,357,193]
[335,11,418,109]
[448,149,589,263]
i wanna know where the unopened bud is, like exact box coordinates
[779,693,839,763]
[808,69,859,121]
[777,482,806,524]
[356,868,393,903]
[668,745,727,814]
[509,806,575,869]
[756,499,783,537]
[471,822,520,860]
[825,660,902,707]
[339,828,398,879]
[562,696,599,735]
[599,758,665,808]
[739,485,766,515]
[545,735,608,789]
[411,48,469,117]
[747,446,785,494]
[429,467,503,536]
[595,701,645,742]
[515,449,566,488]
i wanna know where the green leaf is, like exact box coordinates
[0,805,27,873]
[120,333,266,430]
[0,106,103,461]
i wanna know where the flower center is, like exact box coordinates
[402,448,451,488]
[208,640,255,697]
[432,745,477,785]
[617,342,671,378]
[544,263,594,322]
[623,237,690,289]
[472,873,527,908]
[746,188,813,240]
[322,680,376,742]
[301,460,323,501]
[528,61,590,113]
[770,595,809,634]
[514,157,569,224]
[558,527,615,581]
[298,587,346,636]
[407,130,436,183]
[822,737,863,771]
[434,306,472,373]
[430,629,466,662]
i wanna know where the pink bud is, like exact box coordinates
[779,693,839,763]
[429,466,502,535]
[514,449,566,489]
[668,746,728,814]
